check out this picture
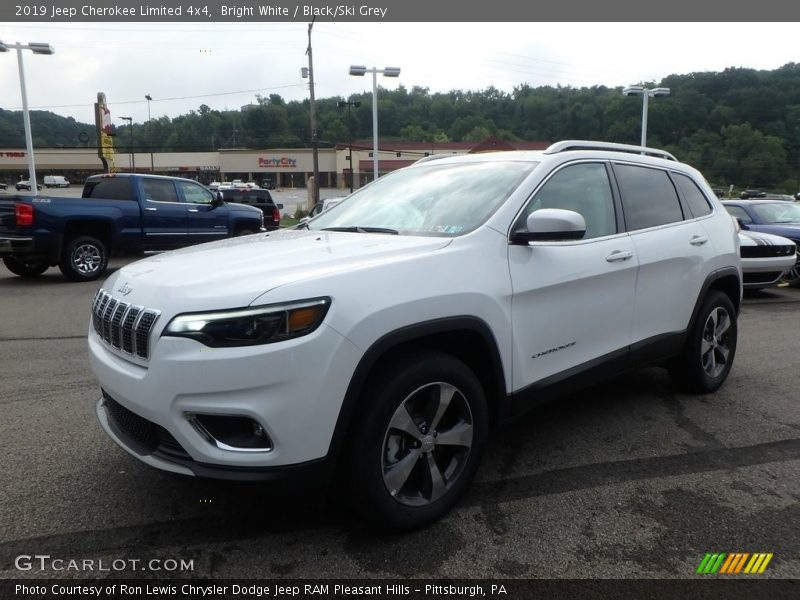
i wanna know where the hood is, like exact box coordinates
[747,223,800,243]
[738,230,796,247]
[103,229,451,311]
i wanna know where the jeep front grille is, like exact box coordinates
[91,289,160,360]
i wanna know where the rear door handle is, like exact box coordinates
[606,250,633,262]
[144,207,158,212]
[690,235,709,246]
[188,208,199,213]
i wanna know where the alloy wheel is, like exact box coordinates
[72,244,102,275]
[701,307,732,378]
[381,382,474,507]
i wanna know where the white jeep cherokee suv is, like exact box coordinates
[89,141,741,529]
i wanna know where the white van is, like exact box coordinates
[44,175,70,188]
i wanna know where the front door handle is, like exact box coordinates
[606,250,633,262]
[690,235,709,246]
[188,208,199,213]
[144,207,158,212]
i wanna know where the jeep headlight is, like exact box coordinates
[163,298,330,347]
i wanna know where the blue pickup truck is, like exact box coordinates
[0,173,264,281]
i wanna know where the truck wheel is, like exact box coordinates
[669,291,737,393]
[59,236,108,282]
[347,352,488,530]
[3,256,49,278]
[236,228,255,236]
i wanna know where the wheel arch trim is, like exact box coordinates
[324,316,507,468]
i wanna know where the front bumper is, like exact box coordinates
[741,254,796,288]
[89,321,362,476]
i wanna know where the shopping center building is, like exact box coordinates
[0,136,549,189]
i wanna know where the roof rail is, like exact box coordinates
[413,154,452,165]
[544,140,677,162]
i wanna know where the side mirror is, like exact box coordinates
[299,216,310,224]
[277,203,284,210]
[510,208,586,245]
[736,217,749,230]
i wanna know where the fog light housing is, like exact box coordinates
[186,413,273,452]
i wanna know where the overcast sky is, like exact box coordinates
[1,22,799,126]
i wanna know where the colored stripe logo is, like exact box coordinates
[697,553,773,574]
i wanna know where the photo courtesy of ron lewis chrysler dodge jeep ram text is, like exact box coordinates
[88,141,742,529]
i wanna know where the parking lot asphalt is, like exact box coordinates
[0,258,798,580]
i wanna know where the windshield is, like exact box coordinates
[751,202,800,224]
[309,160,537,236]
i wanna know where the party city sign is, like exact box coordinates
[258,157,298,168]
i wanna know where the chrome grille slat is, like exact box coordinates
[102,298,118,343]
[90,289,160,361]
[121,306,141,354]
[110,302,129,349]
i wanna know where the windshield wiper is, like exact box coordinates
[321,226,399,235]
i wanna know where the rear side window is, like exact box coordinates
[143,178,179,203]
[82,178,134,201]
[673,173,713,218]
[615,164,684,231]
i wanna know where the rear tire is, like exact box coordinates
[669,291,737,393]
[347,351,488,530]
[236,229,255,236]
[59,236,108,282]
[3,256,49,278]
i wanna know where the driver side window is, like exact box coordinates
[518,163,617,240]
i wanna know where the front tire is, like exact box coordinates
[59,236,108,281]
[670,290,737,393]
[347,352,488,530]
[3,256,49,278]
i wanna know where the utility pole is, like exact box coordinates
[338,100,361,193]
[306,18,320,208]
[145,94,154,172]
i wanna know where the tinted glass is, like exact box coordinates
[615,164,684,230]
[221,190,272,203]
[517,162,617,240]
[750,202,800,224]
[723,205,752,224]
[673,173,712,217]
[143,178,179,203]
[82,178,134,201]
[178,181,214,204]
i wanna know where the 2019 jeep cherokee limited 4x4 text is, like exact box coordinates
[89,141,741,529]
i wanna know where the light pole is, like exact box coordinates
[119,116,134,172]
[337,100,361,193]
[622,86,670,147]
[301,18,320,208]
[0,40,55,192]
[145,94,154,172]
[349,65,401,182]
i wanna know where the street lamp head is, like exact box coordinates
[119,116,132,122]
[349,65,367,76]
[382,67,401,78]
[650,87,671,97]
[337,100,347,108]
[354,101,362,108]
[145,94,152,101]
[622,85,644,96]
[0,41,8,53]
[28,42,54,55]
